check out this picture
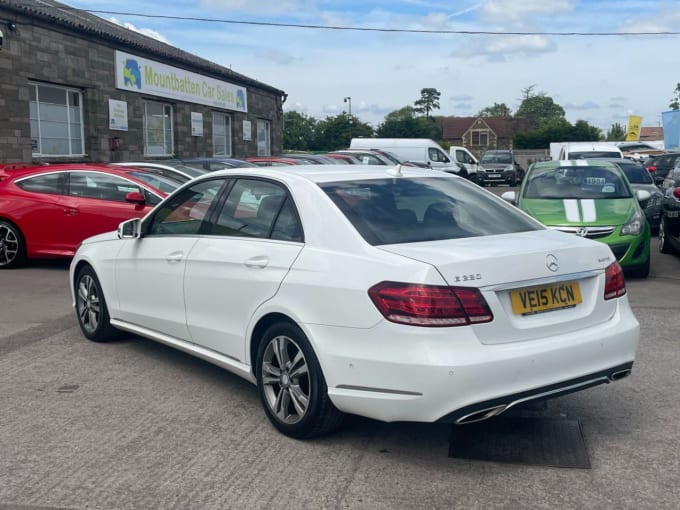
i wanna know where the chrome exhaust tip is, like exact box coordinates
[455,404,508,425]
[610,369,631,381]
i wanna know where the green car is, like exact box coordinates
[502,159,651,278]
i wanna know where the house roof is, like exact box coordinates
[639,126,664,141]
[0,0,285,95]
[442,116,530,139]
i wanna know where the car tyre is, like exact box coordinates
[659,217,674,254]
[0,220,26,269]
[256,322,344,439]
[75,265,119,342]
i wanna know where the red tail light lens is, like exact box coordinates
[604,262,626,300]
[646,165,657,172]
[368,282,493,327]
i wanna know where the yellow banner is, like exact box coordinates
[625,115,642,141]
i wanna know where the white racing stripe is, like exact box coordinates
[581,199,597,222]
[563,199,580,222]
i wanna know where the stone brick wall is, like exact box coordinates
[0,10,283,164]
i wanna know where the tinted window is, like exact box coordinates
[15,172,63,194]
[68,172,143,202]
[211,179,301,241]
[127,171,181,192]
[524,166,632,199]
[321,177,539,246]
[616,162,653,184]
[481,152,512,164]
[148,179,224,235]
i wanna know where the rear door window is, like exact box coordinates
[15,172,65,194]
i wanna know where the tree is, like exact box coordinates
[606,122,626,141]
[376,106,441,139]
[413,88,441,119]
[670,83,680,110]
[283,111,317,151]
[515,94,566,128]
[513,118,602,149]
[312,114,373,151]
[477,102,512,117]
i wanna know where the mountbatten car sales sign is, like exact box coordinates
[114,51,247,113]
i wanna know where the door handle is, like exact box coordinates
[244,255,269,268]
[166,251,184,263]
[63,207,79,216]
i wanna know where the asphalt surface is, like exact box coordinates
[1,196,679,510]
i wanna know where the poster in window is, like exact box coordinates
[243,120,252,141]
[191,112,204,137]
[108,99,128,131]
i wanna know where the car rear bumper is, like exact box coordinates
[304,298,639,423]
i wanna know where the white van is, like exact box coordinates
[349,138,473,179]
[449,146,480,175]
[558,142,623,160]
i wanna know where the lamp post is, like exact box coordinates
[344,96,352,117]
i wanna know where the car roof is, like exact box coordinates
[529,159,618,170]
[565,142,622,151]
[201,163,456,184]
[1,163,169,194]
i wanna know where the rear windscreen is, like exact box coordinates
[568,151,622,160]
[320,177,539,245]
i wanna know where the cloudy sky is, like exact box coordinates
[67,0,680,132]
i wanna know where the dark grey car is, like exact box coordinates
[593,158,664,232]
[478,150,522,186]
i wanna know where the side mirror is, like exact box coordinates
[118,218,142,239]
[125,191,146,204]
[501,191,517,204]
[636,189,651,202]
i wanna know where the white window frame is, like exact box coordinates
[143,100,174,156]
[471,130,489,146]
[212,112,232,157]
[29,82,84,157]
[256,119,271,156]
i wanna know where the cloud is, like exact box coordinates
[564,101,600,110]
[253,49,298,66]
[108,17,170,44]
[617,9,680,34]
[199,0,308,15]
[450,95,474,101]
[456,34,556,59]
[481,0,574,23]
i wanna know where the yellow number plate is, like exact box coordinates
[510,282,582,315]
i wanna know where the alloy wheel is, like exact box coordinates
[0,223,20,266]
[261,335,310,425]
[76,274,101,335]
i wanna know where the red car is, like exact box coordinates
[0,163,168,268]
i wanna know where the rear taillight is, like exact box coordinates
[646,165,657,172]
[368,281,493,327]
[604,262,626,300]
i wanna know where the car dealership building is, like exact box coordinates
[0,0,286,164]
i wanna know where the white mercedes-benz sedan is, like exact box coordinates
[70,165,639,438]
